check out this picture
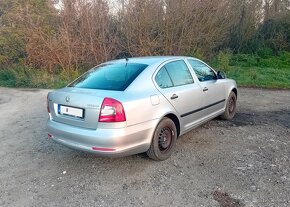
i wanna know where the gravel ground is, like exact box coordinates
[0,87,289,207]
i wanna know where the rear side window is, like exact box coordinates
[155,60,194,88]
[68,63,148,91]
[155,67,174,88]
[165,60,194,86]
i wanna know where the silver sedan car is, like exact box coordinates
[47,56,237,161]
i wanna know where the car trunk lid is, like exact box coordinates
[48,87,117,129]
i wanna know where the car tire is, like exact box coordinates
[146,118,177,161]
[221,91,237,120]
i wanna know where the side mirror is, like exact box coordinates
[217,71,226,79]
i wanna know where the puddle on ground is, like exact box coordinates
[212,190,244,207]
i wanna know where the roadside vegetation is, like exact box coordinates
[1,51,290,89]
[0,0,289,89]
[212,51,290,89]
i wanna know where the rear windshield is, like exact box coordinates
[68,63,148,91]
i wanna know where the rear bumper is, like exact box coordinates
[46,119,158,157]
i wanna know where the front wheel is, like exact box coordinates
[221,91,237,120]
[146,118,177,161]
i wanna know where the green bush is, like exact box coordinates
[217,51,231,72]
[191,48,205,60]
[13,65,33,87]
[1,51,289,90]
[0,65,34,87]
[229,54,259,67]
[279,51,290,64]
[0,65,75,89]
[227,51,290,89]
[59,69,80,82]
[257,47,273,58]
[229,51,290,69]
[0,70,16,87]
[249,68,258,80]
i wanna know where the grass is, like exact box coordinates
[227,66,290,89]
[0,51,289,89]
[213,51,290,90]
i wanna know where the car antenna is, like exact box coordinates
[125,57,129,67]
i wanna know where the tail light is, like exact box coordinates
[47,94,50,113]
[99,98,126,122]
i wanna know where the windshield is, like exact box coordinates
[68,63,148,91]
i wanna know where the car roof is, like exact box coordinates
[107,56,195,66]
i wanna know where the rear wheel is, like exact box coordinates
[221,91,237,120]
[147,118,177,161]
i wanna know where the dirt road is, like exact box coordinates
[0,87,289,207]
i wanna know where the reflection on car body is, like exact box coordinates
[47,56,237,161]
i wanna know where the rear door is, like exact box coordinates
[154,60,205,130]
[187,59,226,116]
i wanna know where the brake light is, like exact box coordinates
[47,94,50,113]
[99,98,126,122]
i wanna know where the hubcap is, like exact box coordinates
[228,96,236,114]
[158,127,172,152]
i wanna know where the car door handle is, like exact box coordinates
[203,87,209,92]
[171,94,179,100]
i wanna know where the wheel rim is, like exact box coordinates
[228,96,236,114]
[158,127,172,153]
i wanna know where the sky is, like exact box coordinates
[53,0,121,11]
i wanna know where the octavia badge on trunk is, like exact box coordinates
[65,96,70,102]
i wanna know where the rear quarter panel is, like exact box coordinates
[120,87,178,128]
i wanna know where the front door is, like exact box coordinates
[187,59,226,116]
